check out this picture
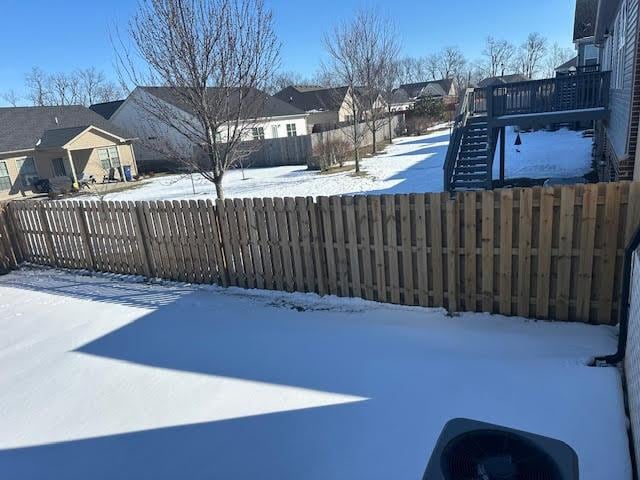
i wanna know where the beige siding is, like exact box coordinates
[67,129,125,150]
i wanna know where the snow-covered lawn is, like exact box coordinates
[0,268,630,479]
[94,127,593,202]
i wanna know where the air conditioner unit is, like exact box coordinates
[423,418,579,480]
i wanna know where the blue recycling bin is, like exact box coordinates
[123,165,133,181]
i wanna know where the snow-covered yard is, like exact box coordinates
[0,268,631,479]
[95,127,594,202]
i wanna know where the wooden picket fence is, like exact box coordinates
[2,181,640,325]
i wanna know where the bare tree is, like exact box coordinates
[437,46,466,79]
[266,70,312,94]
[25,67,51,106]
[50,72,81,105]
[350,9,400,155]
[381,58,400,143]
[518,33,548,79]
[1,90,20,107]
[396,56,426,84]
[117,0,279,199]
[78,67,107,105]
[424,53,440,81]
[480,36,515,78]
[544,42,575,78]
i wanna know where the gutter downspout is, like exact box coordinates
[595,223,640,365]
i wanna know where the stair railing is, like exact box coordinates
[443,88,474,192]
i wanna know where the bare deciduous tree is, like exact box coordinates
[480,36,515,78]
[118,0,279,199]
[518,33,547,79]
[352,10,400,155]
[544,42,575,78]
[1,90,20,107]
[266,70,312,94]
[25,67,51,106]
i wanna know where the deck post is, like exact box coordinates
[499,127,506,183]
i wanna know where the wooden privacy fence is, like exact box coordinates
[0,203,18,272]
[3,181,640,325]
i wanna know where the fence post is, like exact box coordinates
[133,202,154,279]
[38,203,57,267]
[1,203,21,267]
[446,194,459,312]
[75,202,96,271]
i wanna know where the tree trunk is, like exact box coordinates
[388,110,393,143]
[372,128,377,155]
[353,119,360,173]
[214,176,224,200]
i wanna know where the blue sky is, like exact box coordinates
[0,0,577,102]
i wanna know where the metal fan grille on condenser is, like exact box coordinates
[423,419,579,480]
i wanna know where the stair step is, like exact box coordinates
[454,173,487,181]
[459,150,488,158]
[456,165,487,173]
[457,158,488,166]
[452,180,487,190]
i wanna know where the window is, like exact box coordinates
[271,125,279,138]
[286,123,297,137]
[51,158,66,177]
[16,157,38,187]
[98,146,121,170]
[252,127,265,140]
[612,1,628,88]
[0,161,11,191]
[583,44,599,66]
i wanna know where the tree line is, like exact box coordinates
[2,67,125,107]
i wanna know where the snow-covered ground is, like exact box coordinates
[93,127,593,202]
[493,127,594,180]
[0,267,630,479]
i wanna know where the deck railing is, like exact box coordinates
[443,89,474,191]
[486,71,611,118]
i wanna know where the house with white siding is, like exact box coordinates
[109,87,308,172]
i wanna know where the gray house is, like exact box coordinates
[593,0,640,180]
[574,0,600,71]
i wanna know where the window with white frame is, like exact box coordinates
[0,161,11,191]
[98,146,121,170]
[583,44,599,66]
[252,127,265,140]
[286,123,297,137]
[612,1,628,88]
[16,157,38,187]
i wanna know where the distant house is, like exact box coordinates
[110,86,308,171]
[555,56,578,76]
[592,0,640,180]
[389,78,457,112]
[89,100,125,120]
[0,105,137,201]
[274,85,387,133]
[476,74,529,88]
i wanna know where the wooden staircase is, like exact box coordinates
[450,117,493,191]
[443,71,612,193]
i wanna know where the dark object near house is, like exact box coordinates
[423,418,579,480]
[515,133,522,146]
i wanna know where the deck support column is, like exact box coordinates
[499,126,506,184]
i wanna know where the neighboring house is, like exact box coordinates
[274,85,387,133]
[555,56,578,76]
[574,0,601,70]
[110,86,308,171]
[0,105,137,201]
[389,78,457,112]
[593,0,640,180]
[89,100,125,120]
[476,74,529,88]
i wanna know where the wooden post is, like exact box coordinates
[133,203,154,278]
[3,203,24,264]
[75,202,96,271]
[499,126,506,183]
[65,149,79,189]
[38,203,57,267]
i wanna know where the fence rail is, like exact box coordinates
[2,182,640,324]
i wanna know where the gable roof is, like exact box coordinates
[139,86,305,119]
[574,0,598,41]
[556,56,578,72]
[274,86,350,112]
[89,100,125,120]
[397,78,454,99]
[0,105,132,154]
[477,74,529,88]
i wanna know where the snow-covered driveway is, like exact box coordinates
[0,268,630,479]
[96,127,594,202]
